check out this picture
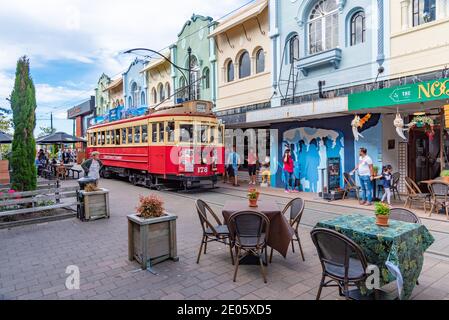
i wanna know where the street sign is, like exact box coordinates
[349,78,449,111]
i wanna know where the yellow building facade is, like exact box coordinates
[141,53,172,110]
[390,0,449,77]
[210,0,271,114]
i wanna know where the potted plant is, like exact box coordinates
[374,202,390,227]
[441,170,449,183]
[79,183,110,221]
[248,188,260,207]
[409,115,435,140]
[127,194,178,270]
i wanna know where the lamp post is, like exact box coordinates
[123,48,192,102]
[187,47,192,101]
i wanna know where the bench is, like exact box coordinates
[0,186,80,218]
[68,168,83,179]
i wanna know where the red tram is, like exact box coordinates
[86,100,225,189]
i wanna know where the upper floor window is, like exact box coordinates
[308,0,339,54]
[158,83,165,102]
[131,82,139,107]
[152,88,157,104]
[203,68,210,89]
[256,49,265,73]
[288,35,300,63]
[141,92,146,105]
[165,83,171,99]
[350,11,365,46]
[239,51,251,79]
[413,0,436,26]
[226,60,234,82]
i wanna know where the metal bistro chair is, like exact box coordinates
[391,172,401,201]
[390,208,421,224]
[269,198,305,263]
[404,177,431,213]
[342,172,360,200]
[228,211,270,283]
[311,228,371,300]
[429,182,449,220]
[195,199,234,265]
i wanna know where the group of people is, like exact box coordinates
[351,147,394,207]
[224,147,271,187]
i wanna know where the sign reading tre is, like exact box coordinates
[348,78,449,111]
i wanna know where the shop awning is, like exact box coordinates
[208,0,268,37]
[103,78,123,92]
[348,77,449,112]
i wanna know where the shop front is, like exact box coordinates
[349,78,449,189]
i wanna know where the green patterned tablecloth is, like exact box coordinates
[315,214,434,300]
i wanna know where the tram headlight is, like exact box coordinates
[202,158,208,165]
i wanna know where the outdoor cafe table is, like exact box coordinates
[315,214,434,300]
[222,200,294,258]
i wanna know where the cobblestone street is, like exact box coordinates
[1,179,449,300]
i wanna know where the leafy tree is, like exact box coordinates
[10,56,37,191]
[38,126,56,138]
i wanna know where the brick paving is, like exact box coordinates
[1,178,449,300]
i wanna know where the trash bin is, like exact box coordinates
[77,177,97,190]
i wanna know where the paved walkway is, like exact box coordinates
[1,178,449,300]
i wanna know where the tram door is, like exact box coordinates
[149,122,166,174]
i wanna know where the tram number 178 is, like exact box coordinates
[197,167,208,174]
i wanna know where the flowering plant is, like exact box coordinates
[136,194,165,219]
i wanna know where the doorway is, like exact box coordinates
[408,126,441,185]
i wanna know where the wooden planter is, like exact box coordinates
[127,213,178,270]
[79,188,110,221]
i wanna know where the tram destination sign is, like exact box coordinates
[348,78,449,111]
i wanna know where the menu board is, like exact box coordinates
[327,157,341,190]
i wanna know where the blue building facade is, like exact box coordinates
[123,58,148,116]
[264,0,389,191]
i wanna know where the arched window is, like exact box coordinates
[413,0,436,26]
[226,60,234,82]
[350,11,365,46]
[152,88,157,104]
[131,82,139,107]
[288,35,300,64]
[238,51,251,78]
[141,91,146,105]
[256,49,265,73]
[203,68,210,89]
[128,97,132,108]
[308,0,339,54]
[179,77,188,100]
[158,83,165,102]
[165,83,171,98]
[189,56,200,100]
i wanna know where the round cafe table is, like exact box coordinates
[222,200,294,259]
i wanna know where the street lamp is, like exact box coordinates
[123,48,193,102]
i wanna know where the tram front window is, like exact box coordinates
[159,123,165,142]
[167,122,175,143]
[180,124,193,143]
[196,125,209,144]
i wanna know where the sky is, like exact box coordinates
[0,0,250,135]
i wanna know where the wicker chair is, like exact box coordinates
[228,211,270,283]
[269,198,305,262]
[404,177,431,213]
[391,172,401,200]
[195,199,234,265]
[429,182,449,219]
[342,173,360,200]
[390,208,421,224]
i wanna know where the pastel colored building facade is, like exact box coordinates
[390,0,449,77]
[95,73,111,116]
[123,58,148,114]
[170,14,216,104]
[141,52,173,110]
[211,0,272,116]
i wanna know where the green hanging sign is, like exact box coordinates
[348,77,449,111]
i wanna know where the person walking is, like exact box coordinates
[247,148,258,185]
[376,165,393,207]
[351,148,374,206]
[283,148,294,193]
[81,151,103,185]
[226,146,241,187]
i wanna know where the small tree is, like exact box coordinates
[10,56,37,191]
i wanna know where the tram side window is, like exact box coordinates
[100,131,106,145]
[179,124,193,143]
[106,130,111,145]
[167,122,175,143]
[158,122,165,143]
[152,123,158,143]
[134,126,141,144]
[142,125,148,143]
[127,127,133,144]
[121,128,126,145]
[115,129,120,145]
